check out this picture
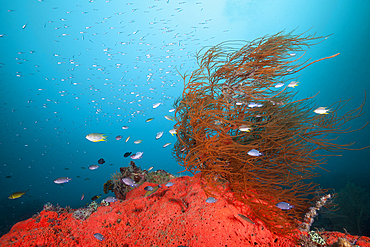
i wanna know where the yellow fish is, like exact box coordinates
[86,133,107,142]
[8,189,29,199]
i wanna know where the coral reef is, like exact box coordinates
[106,161,176,200]
[299,193,333,232]
[1,175,369,246]
[72,201,99,221]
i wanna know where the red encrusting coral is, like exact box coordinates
[1,175,369,246]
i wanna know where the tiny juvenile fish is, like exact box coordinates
[145,118,154,122]
[276,202,294,210]
[98,158,105,164]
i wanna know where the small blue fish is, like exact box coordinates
[276,202,294,210]
[205,197,217,203]
[93,233,104,241]
[144,186,153,191]
[121,177,138,187]
[247,149,263,157]
[165,182,174,187]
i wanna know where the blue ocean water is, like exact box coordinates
[1,0,369,237]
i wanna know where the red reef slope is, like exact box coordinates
[1,174,369,246]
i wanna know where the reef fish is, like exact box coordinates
[8,189,29,199]
[155,131,163,139]
[145,118,154,122]
[144,186,153,191]
[247,149,263,157]
[86,133,107,142]
[123,152,132,157]
[163,143,171,148]
[238,214,255,224]
[88,165,99,170]
[130,151,143,159]
[98,158,105,164]
[169,129,177,136]
[93,233,104,241]
[164,115,174,121]
[134,140,142,144]
[153,102,161,108]
[115,135,122,140]
[274,83,284,88]
[287,81,299,88]
[205,197,217,203]
[104,196,117,203]
[314,107,330,115]
[239,125,252,132]
[122,177,138,187]
[165,182,174,187]
[144,185,161,197]
[54,177,72,184]
[91,195,101,200]
[122,126,129,129]
[276,202,294,210]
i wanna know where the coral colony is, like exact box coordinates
[299,194,333,232]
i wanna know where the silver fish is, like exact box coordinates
[155,131,163,140]
[88,165,99,170]
[54,177,72,184]
[104,196,117,203]
[130,151,143,159]
[247,149,263,157]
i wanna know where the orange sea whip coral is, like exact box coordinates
[173,30,368,237]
